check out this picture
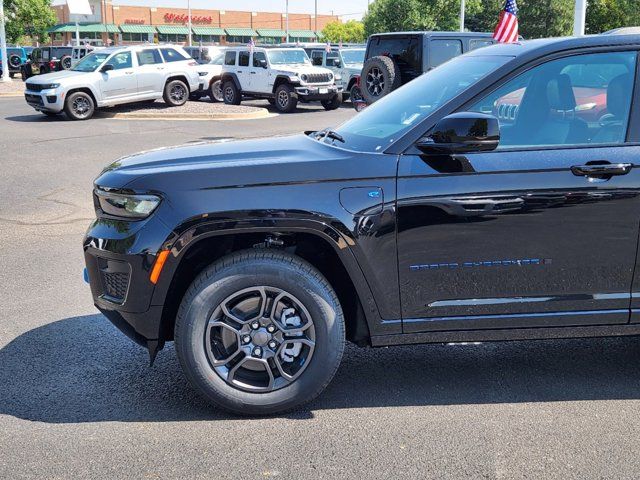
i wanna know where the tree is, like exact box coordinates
[4,0,56,44]
[321,20,366,43]
[586,0,640,34]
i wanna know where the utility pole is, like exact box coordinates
[187,0,192,46]
[314,0,317,34]
[459,0,465,32]
[0,0,11,82]
[285,0,289,42]
[573,0,587,36]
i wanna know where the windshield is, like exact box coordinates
[208,52,225,65]
[71,52,111,72]
[267,49,309,65]
[7,48,22,57]
[341,49,365,64]
[334,55,512,152]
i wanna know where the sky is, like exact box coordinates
[57,0,371,20]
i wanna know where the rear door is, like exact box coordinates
[397,50,640,332]
[135,48,165,95]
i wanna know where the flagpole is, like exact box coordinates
[285,0,289,43]
[573,0,587,36]
[0,0,11,82]
[187,0,192,46]
[459,0,465,32]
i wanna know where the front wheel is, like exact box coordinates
[64,91,95,120]
[321,93,342,111]
[209,79,223,102]
[163,79,189,106]
[222,80,241,105]
[174,250,345,415]
[274,84,298,113]
[349,84,363,103]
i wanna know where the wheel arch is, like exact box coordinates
[165,74,190,88]
[221,72,241,91]
[272,76,295,93]
[66,86,99,106]
[154,220,377,347]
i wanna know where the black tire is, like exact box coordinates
[174,249,345,415]
[274,83,298,113]
[9,54,21,69]
[321,93,342,110]
[349,83,363,103]
[163,79,189,106]
[21,65,31,80]
[360,55,401,104]
[60,55,72,70]
[267,98,276,105]
[209,79,223,102]
[64,91,95,120]
[222,80,241,105]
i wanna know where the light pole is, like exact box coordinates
[459,0,465,32]
[0,0,11,83]
[285,0,289,43]
[314,0,317,35]
[573,0,587,36]
[187,0,192,46]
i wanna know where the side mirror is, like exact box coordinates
[100,63,114,73]
[416,112,500,154]
[259,59,267,68]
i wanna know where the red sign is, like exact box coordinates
[164,13,212,24]
[124,19,146,24]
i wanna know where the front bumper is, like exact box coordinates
[24,88,64,112]
[84,214,176,346]
[294,84,342,101]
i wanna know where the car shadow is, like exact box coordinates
[2,314,640,423]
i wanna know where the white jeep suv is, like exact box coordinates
[24,45,202,120]
[220,47,342,113]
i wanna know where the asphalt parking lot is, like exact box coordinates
[3,94,640,479]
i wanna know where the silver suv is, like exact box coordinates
[24,45,203,120]
[220,47,342,113]
[308,47,365,102]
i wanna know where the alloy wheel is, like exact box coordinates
[72,96,91,118]
[366,67,384,96]
[170,84,186,103]
[211,80,223,101]
[205,286,316,392]
[277,90,289,108]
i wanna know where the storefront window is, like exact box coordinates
[226,35,252,45]
[193,35,220,44]
[259,37,282,45]
[158,33,187,43]
[122,32,147,42]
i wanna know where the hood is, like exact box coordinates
[96,134,356,191]
[272,64,332,76]
[27,70,89,83]
[344,64,363,73]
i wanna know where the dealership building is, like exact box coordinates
[49,0,339,46]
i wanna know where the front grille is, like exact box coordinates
[305,73,332,84]
[26,83,45,92]
[24,93,43,106]
[101,271,130,302]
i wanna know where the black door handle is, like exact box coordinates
[571,163,633,177]
[250,71,256,74]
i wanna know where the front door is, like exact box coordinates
[250,51,269,94]
[397,50,640,332]
[100,51,137,101]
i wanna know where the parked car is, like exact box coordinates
[307,46,365,101]
[220,47,342,113]
[0,47,28,78]
[190,48,226,101]
[356,31,496,107]
[184,45,225,65]
[71,45,104,67]
[24,45,202,120]
[83,34,640,415]
[21,46,73,79]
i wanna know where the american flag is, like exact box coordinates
[248,38,255,54]
[325,42,331,53]
[493,0,519,44]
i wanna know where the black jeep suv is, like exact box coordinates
[21,46,73,80]
[357,31,496,106]
[85,34,640,415]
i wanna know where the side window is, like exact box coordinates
[110,52,132,70]
[160,48,188,62]
[326,52,341,67]
[42,50,50,61]
[224,51,236,66]
[468,52,637,148]
[429,40,462,68]
[252,51,266,67]
[238,51,250,67]
[137,49,163,65]
[311,50,324,66]
[469,39,495,51]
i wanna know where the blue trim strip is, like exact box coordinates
[403,309,629,324]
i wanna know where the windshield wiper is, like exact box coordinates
[314,128,345,143]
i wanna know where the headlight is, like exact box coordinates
[94,188,161,219]
[334,74,342,81]
[300,74,308,82]
[328,73,333,80]
[41,83,60,89]
[197,71,208,77]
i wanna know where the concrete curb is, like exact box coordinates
[105,108,271,121]
[0,92,24,97]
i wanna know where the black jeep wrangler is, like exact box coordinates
[356,31,495,106]
[21,46,73,80]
